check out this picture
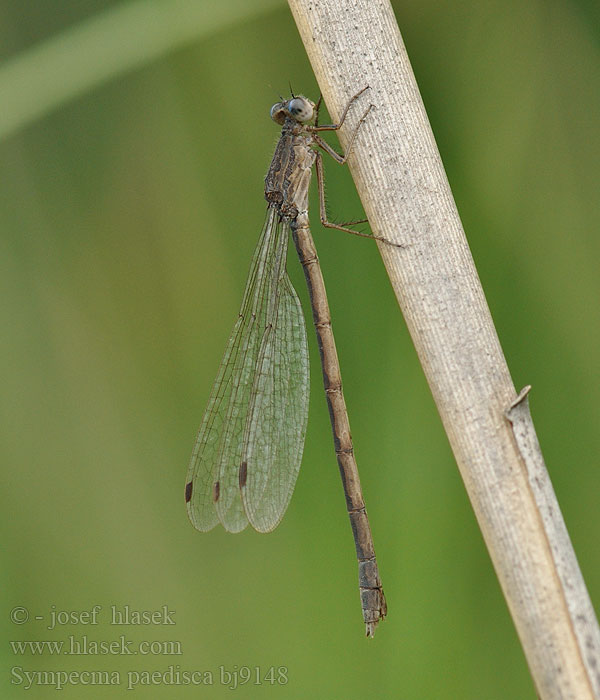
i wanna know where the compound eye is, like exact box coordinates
[288,97,314,122]
[270,102,286,125]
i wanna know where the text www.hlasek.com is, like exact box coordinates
[10,635,180,656]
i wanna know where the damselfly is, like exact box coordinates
[185,87,387,636]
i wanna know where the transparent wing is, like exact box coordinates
[241,268,309,532]
[185,207,309,533]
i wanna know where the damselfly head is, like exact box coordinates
[270,96,315,125]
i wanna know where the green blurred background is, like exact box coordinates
[2,1,599,697]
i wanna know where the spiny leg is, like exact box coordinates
[311,89,403,248]
[312,100,373,165]
[314,94,323,127]
[314,151,402,247]
[311,85,371,133]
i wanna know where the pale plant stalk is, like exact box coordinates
[287,0,600,697]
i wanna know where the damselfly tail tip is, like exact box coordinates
[365,621,377,638]
[365,612,386,638]
[364,591,387,637]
